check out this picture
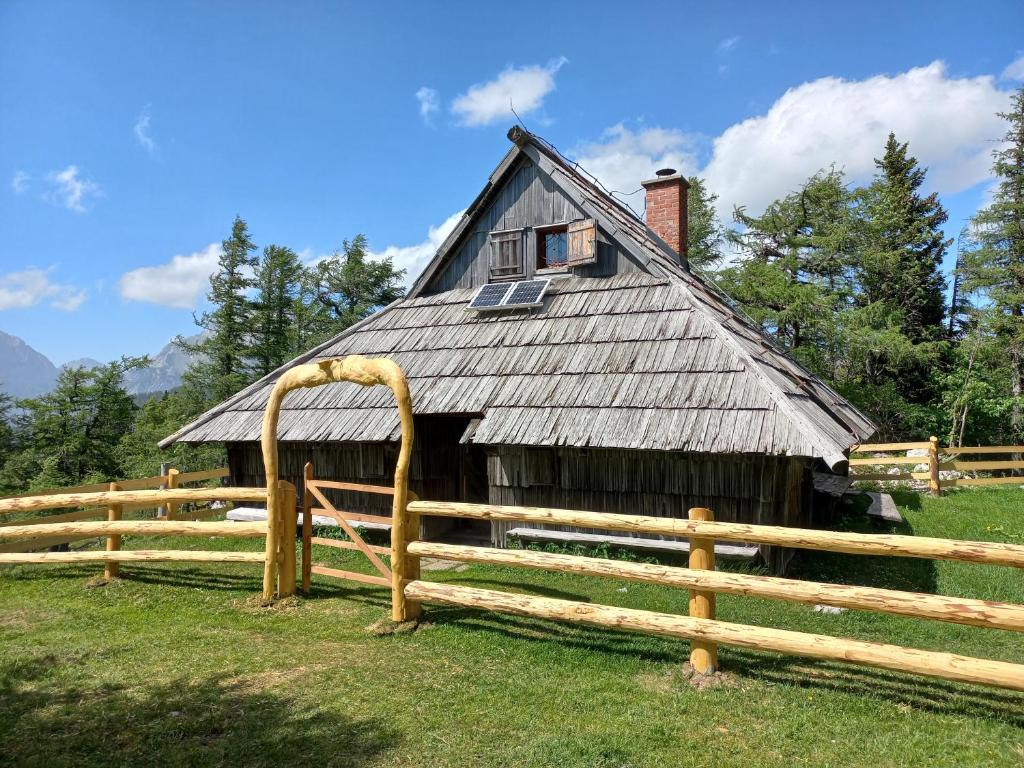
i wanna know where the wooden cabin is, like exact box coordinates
[160,126,875,570]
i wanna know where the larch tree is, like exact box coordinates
[180,216,258,405]
[251,244,304,377]
[718,169,855,377]
[686,176,724,270]
[305,235,405,344]
[961,86,1024,442]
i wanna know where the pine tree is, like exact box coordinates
[686,176,724,270]
[858,133,950,344]
[961,86,1024,441]
[304,235,405,344]
[719,169,855,375]
[180,216,258,404]
[251,244,304,377]
[2,359,143,490]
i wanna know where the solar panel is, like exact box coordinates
[467,282,513,310]
[504,279,548,307]
[466,279,550,312]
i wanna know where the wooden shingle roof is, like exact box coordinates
[162,272,874,467]
[162,128,875,466]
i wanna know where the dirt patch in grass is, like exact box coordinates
[638,662,739,693]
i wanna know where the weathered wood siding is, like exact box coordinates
[487,446,809,571]
[425,159,642,293]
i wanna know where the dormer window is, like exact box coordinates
[537,225,568,269]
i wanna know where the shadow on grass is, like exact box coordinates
[791,497,938,595]
[725,647,1024,727]
[0,654,398,768]
[418,604,1024,725]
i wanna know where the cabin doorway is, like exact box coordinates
[415,415,490,543]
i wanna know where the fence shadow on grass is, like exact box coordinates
[790,495,938,596]
[725,646,1024,727]
[0,653,398,768]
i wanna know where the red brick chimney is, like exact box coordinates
[642,169,689,267]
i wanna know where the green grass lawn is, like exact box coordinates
[1,488,1023,767]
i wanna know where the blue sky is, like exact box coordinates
[2,0,1023,364]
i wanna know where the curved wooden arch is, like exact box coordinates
[259,355,418,618]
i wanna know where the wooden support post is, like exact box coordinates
[302,463,313,594]
[688,507,717,674]
[279,481,297,597]
[929,436,941,497]
[105,482,122,579]
[390,380,419,623]
[165,467,180,520]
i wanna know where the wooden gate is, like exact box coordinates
[298,465,418,594]
[259,355,420,620]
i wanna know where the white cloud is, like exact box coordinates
[11,171,29,194]
[574,124,701,215]
[369,210,465,285]
[46,165,101,212]
[452,57,567,127]
[134,107,155,152]
[0,268,86,311]
[1003,54,1024,81]
[416,87,439,124]
[702,61,1012,218]
[119,243,222,309]
[718,36,740,52]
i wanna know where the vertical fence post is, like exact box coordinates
[277,481,297,597]
[302,463,313,594]
[687,506,717,674]
[929,436,941,497]
[165,467,180,520]
[105,482,122,580]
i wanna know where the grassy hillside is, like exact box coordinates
[1,488,1022,767]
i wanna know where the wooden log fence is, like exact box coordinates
[400,500,1024,693]
[0,483,278,583]
[850,438,1024,495]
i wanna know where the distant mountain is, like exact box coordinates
[0,331,205,399]
[123,333,205,395]
[62,357,103,372]
[0,331,59,398]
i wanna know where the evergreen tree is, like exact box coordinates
[1,359,143,490]
[686,176,724,270]
[719,170,855,375]
[858,133,949,344]
[179,216,258,404]
[304,235,405,344]
[116,390,224,478]
[252,244,303,377]
[961,86,1024,441]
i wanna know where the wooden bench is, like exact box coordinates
[227,506,392,532]
[505,527,758,560]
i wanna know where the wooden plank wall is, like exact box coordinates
[425,159,640,293]
[487,446,805,570]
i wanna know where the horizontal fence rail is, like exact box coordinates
[0,487,267,515]
[407,501,1024,568]
[0,467,230,500]
[407,541,1024,632]
[850,438,1024,494]
[404,582,1024,692]
[0,520,266,544]
[1,550,266,564]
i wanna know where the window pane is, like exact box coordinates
[544,232,567,266]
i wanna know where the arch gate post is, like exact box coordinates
[259,356,417,620]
